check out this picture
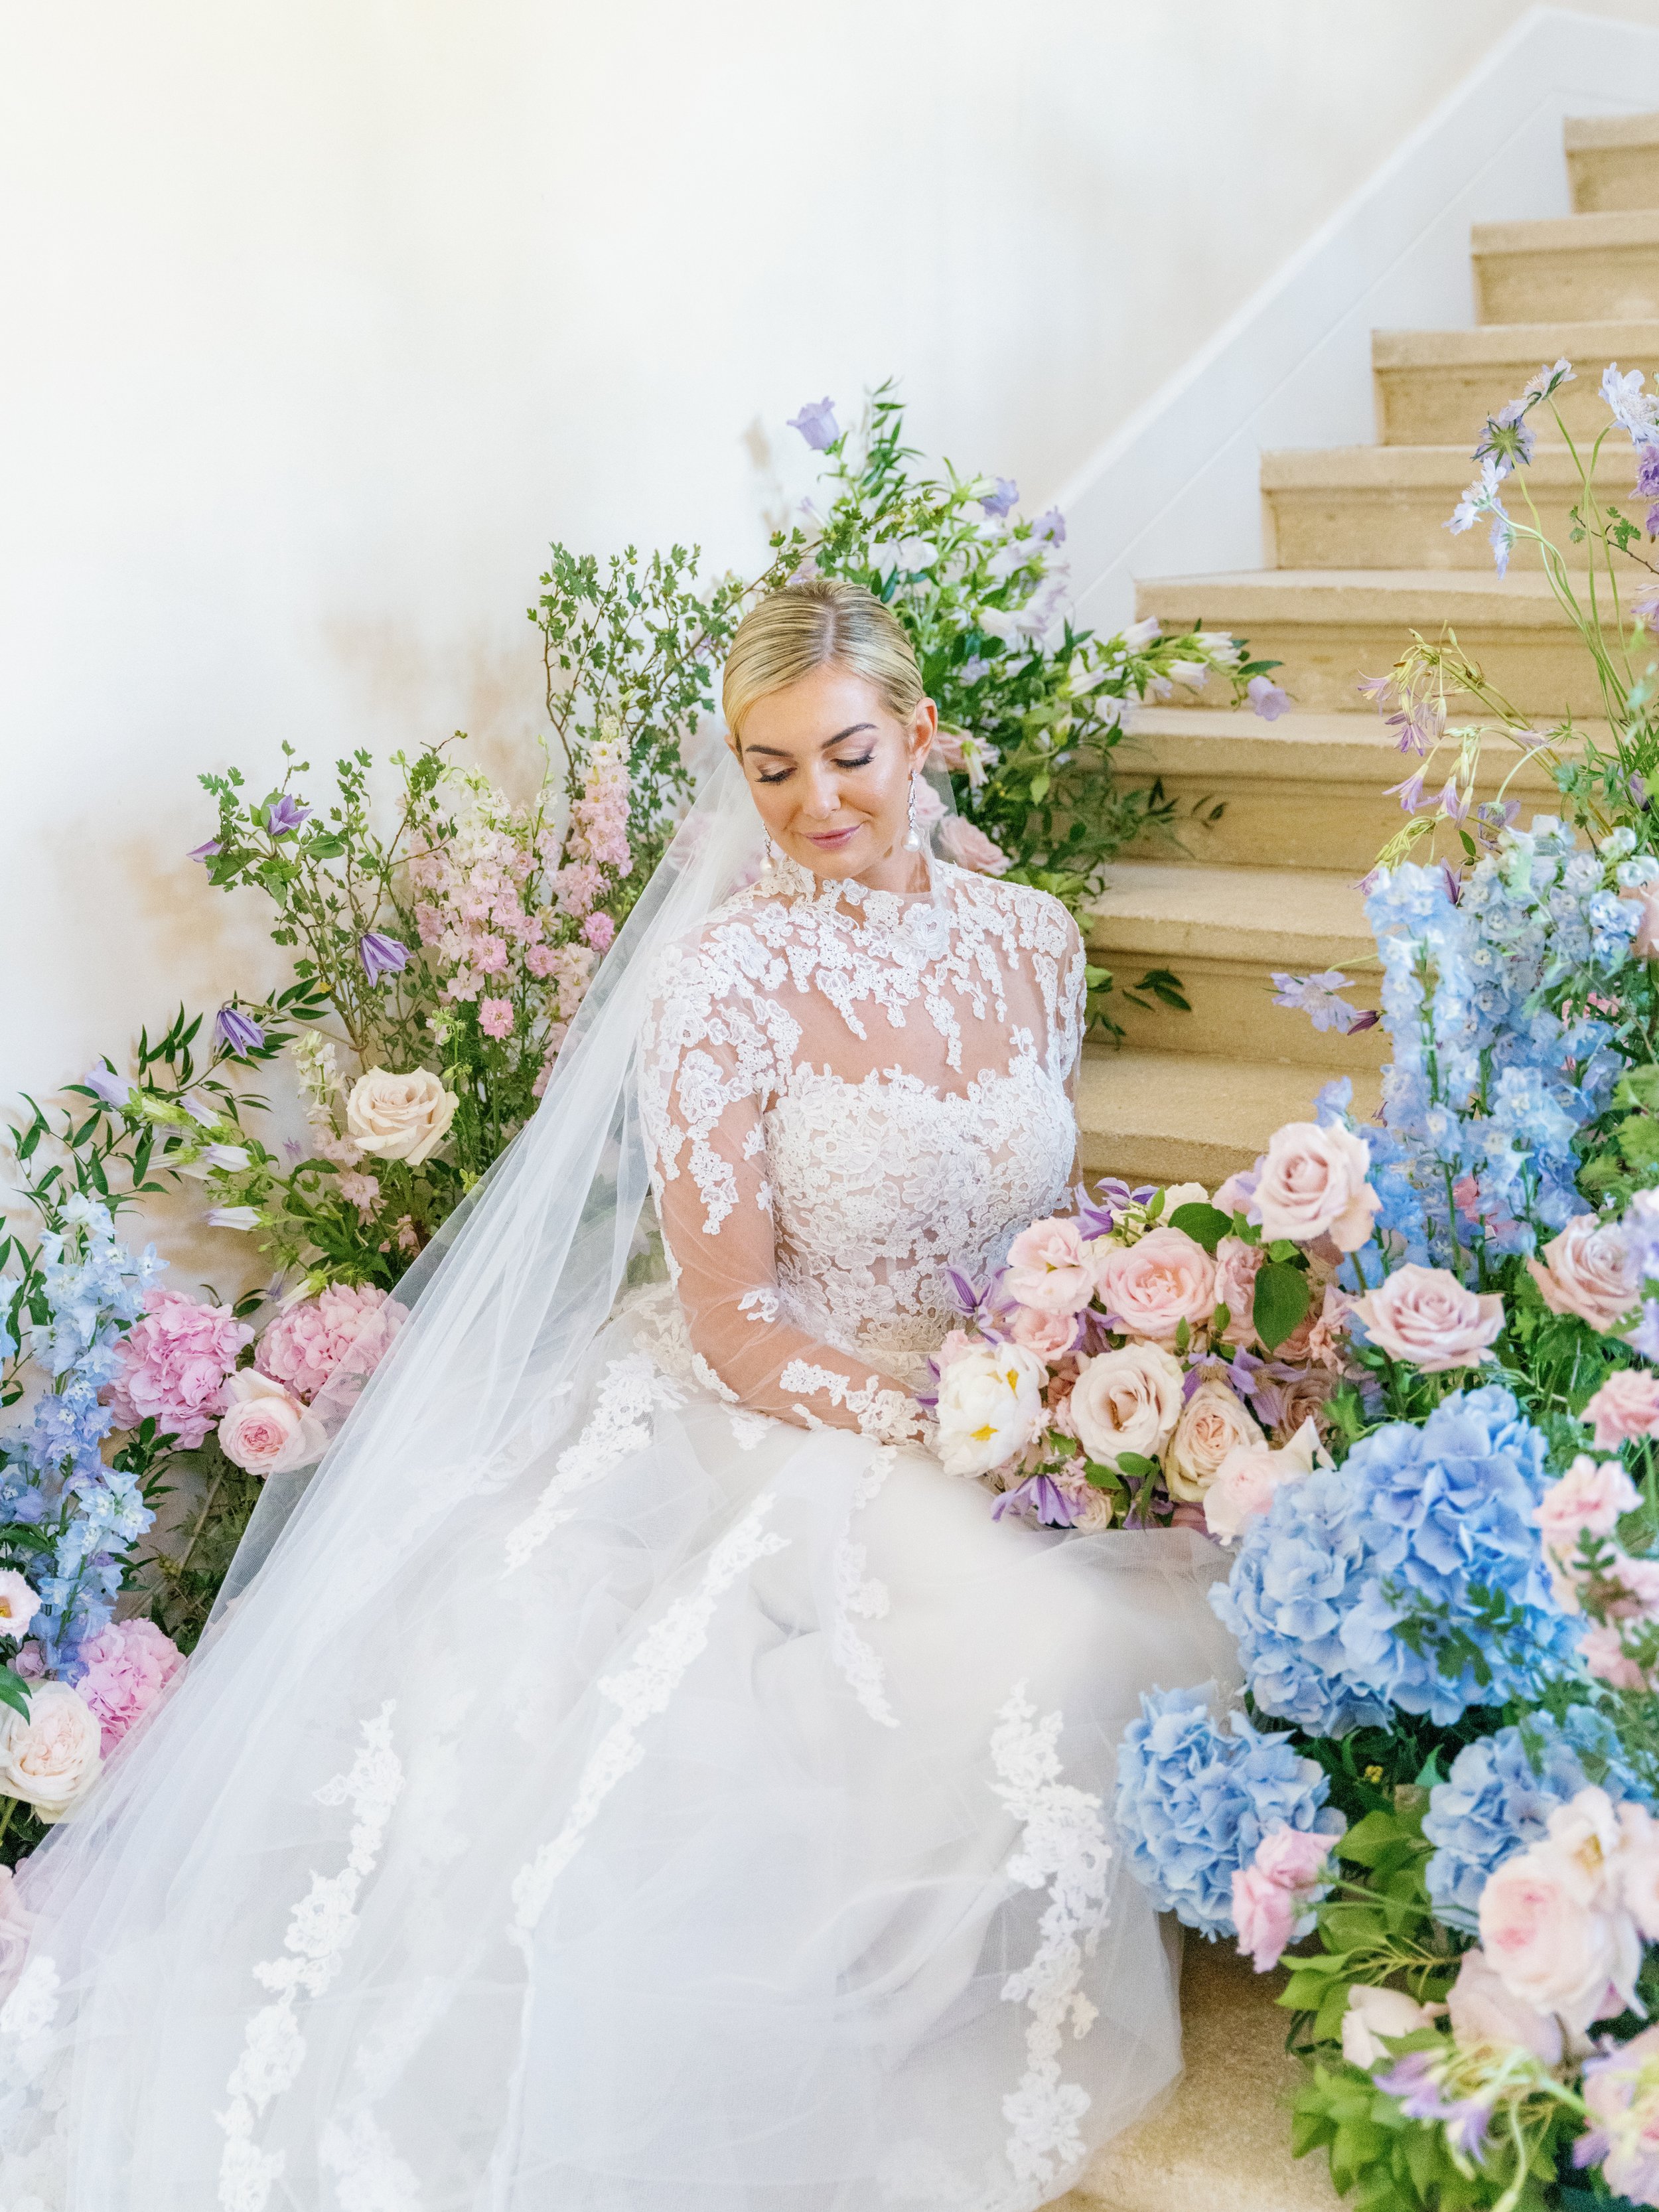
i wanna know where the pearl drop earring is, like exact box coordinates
[903,779,925,853]
[759,832,778,877]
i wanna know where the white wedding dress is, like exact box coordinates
[0,830,1237,2212]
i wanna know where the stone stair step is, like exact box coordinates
[1119,706,1566,873]
[1135,567,1616,717]
[1076,1047,1382,1186]
[1472,208,1659,325]
[1086,859,1384,1070]
[1567,111,1659,214]
[1372,321,1659,443]
[1262,441,1632,570]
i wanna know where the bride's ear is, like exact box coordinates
[908,696,938,769]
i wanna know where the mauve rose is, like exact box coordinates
[1204,1418,1325,1542]
[217,1370,325,1476]
[1352,1264,1504,1372]
[1003,1217,1098,1315]
[1479,1829,1642,2032]
[1252,1121,1380,1253]
[1212,1236,1265,1347]
[1164,1377,1263,1503]
[344,1067,458,1167]
[1007,1304,1081,1360]
[1446,1947,1561,2064]
[1068,1342,1185,1465]
[936,816,1011,875]
[0,1680,102,1822]
[1231,1864,1297,1972]
[1094,1227,1217,1347]
[1340,1984,1438,2070]
[1265,1367,1336,1448]
[1583,1368,1659,1449]
[1528,1214,1637,1336]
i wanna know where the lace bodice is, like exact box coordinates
[640,853,1085,1438]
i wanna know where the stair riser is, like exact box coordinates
[1159,622,1615,718]
[1376,364,1653,445]
[1122,777,1532,874]
[1267,482,1637,571]
[1090,955,1386,1071]
[1571,144,1659,214]
[1078,1118,1262,1187]
[1475,246,1659,326]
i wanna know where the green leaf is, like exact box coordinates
[1114,1450,1159,1479]
[1619,1115,1659,1173]
[1337,1809,1404,1868]
[0,1673,30,1720]
[1169,1201,1231,1254]
[1252,1260,1311,1353]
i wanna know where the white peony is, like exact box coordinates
[0,1680,102,1822]
[935,1344,1047,1479]
[344,1068,459,1167]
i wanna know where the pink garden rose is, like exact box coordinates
[0,1573,40,1645]
[218,1371,325,1477]
[1068,1342,1185,1466]
[74,1617,184,1757]
[102,1287,253,1449]
[1093,1227,1216,1347]
[0,1680,102,1822]
[1583,1369,1659,1449]
[936,816,1010,875]
[1232,1824,1334,1972]
[1528,1214,1637,1337]
[255,1283,396,1404]
[1352,1264,1504,1372]
[1212,1236,1265,1348]
[1538,1453,1640,1548]
[1204,1418,1327,1542]
[1163,1376,1263,1503]
[1252,1122,1380,1254]
[1445,1946,1562,2064]
[1007,1304,1082,1360]
[1479,1802,1644,2033]
[1003,1218,1098,1315]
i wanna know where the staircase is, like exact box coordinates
[1076,109,1659,1195]
[1060,106,1659,2212]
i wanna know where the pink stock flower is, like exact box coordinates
[1352,1265,1504,1371]
[256,1284,396,1404]
[1232,1824,1334,1971]
[936,816,1011,875]
[0,1573,40,1645]
[583,911,616,952]
[525,942,560,979]
[478,996,515,1040]
[1252,1122,1380,1253]
[1212,1236,1265,1347]
[1528,1215,1637,1336]
[1007,1303,1082,1360]
[1583,1621,1654,1691]
[102,1288,253,1449]
[1583,1368,1659,1449]
[1093,1227,1217,1347]
[74,1617,184,1757]
[1004,1217,1097,1315]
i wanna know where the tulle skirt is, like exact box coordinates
[0,1293,1239,2211]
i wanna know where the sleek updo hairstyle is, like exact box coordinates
[721,579,925,741]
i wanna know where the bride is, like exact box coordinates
[0,580,1238,2211]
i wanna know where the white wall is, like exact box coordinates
[7,0,1659,1151]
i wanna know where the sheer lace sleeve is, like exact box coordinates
[641,941,921,1444]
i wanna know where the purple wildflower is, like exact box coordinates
[358,931,409,982]
[992,1475,1078,1528]
[1270,970,1362,1034]
[980,477,1019,519]
[214,1005,265,1057]
[1636,449,1659,500]
[786,397,839,451]
[1386,769,1427,813]
[1247,674,1290,721]
[264,795,311,838]
[1376,2055,1490,2160]
[186,839,222,863]
[1633,771,1651,808]
[81,1065,131,1108]
[1031,506,1066,544]
[1442,861,1463,906]
[1439,777,1471,824]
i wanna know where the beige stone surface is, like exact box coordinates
[1372,319,1659,443]
[1076,1049,1382,1185]
[1471,208,1659,324]
[1567,111,1659,214]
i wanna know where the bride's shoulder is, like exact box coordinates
[645,882,795,1002]
[940,863,1082,954]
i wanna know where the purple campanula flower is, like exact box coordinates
[186,839,222,863]
[1637,448,1659,500]
[215,1005,265,1057]
[359,931,409,982]
[182,1090,219,1126]
[264,795,311,838]
[1633,771,1651,808]
[82,1065,131,1109]
[1247,675,1290,721]
[992,1475,1078,1528]
[1386,769,1427,814]
[1031,506,1066,544]
[980,477,1019,519]
[786,397,839,451]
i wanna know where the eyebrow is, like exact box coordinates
[741,723,877,760]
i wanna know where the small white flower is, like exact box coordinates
[206,1206,262,1232]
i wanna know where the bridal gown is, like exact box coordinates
[0,853,1238,2212]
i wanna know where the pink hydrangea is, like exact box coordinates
[255,1284,396,1404]
[74,1617,184,1757]
[102,1288,254,1449]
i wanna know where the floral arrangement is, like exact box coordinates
[1096,356,1659,2212]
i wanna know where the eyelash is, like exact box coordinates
[757,751,875,786]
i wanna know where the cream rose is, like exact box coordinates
[1159,1182,1210,1215]
[1204,1418,1327,1542]
[935,1343,1047,1480]
[1528,1214,1637,1337]
[1163,1377,1264,1503]
[1093,1227,1216,1347]
[1352,1264,1504,1372]
[1069,1343,1184,1467]
[1252,1122,1380,1253]
[344,1067,458,1167]
[218,1370,326,1476]
[0,1680,102,1822]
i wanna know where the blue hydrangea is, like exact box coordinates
[1423,1706,1654,1931]
[1212,1386,1578,1737]
[1114,1684,1342,1938]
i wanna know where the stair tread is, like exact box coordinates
[1138,567,1589,625]
[1372,319,1659,366]
[1260,442,1626,486]
[1473,208,1659,254]
[1566,112,1659,155]
[1088,860,1370,960]
[1122,706,1569,785]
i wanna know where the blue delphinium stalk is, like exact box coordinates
[1114,1684,1342,1938]
[1212,1386,1577,1736]
[1423,1706,1652,1931]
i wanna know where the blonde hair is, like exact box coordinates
[722,579,924,739]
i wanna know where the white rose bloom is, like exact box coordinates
[1159,1182,1210,1216]
[344,1068,459,1167]
[1069,1343,1184,1466]
[0,1681,102,1822]
[935,1345,1047,1480]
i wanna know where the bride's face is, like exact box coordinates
[729,662,938,889]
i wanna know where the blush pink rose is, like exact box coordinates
[1212,1236,1265,1348]
[1230,1864,1297,1972]
[217,1371,325,1476]
[936,816,1010,875]
[1538,1454,1640,1546]
[74,1617,184,1757]
[102,1288,253,1449]
[1445,1946,1562,2064]
[1528,1215,1637,1337]
[1007,1304,1082,1360]
[1163,1376,1264,1503]
[1256,1826,1336,1889]
[1252,1122,1380,1254]
[1479,1831,1642,2032]
[1003,1218,1097,1315]
[1352,1264,1504,1372]
[255,1283,396,1404]
[1094,1227,1217,1347]
[1204,1418,1326,1542]
[1583,1369,1659,1449]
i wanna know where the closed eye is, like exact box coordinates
[756,750,875,786]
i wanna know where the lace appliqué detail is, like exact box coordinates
[216,1704,404,2212]
[831,1443,899,1728]
[983,1682,1112,2209]
[729,1409,772,1450]
[318,2110,423,2211]
[504,1354,682,1571]
[780,1359,918,1444]
[510,1494,790,1939]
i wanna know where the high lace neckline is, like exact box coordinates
[757,846,945,928]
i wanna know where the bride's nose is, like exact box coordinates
[797,762,847,820]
